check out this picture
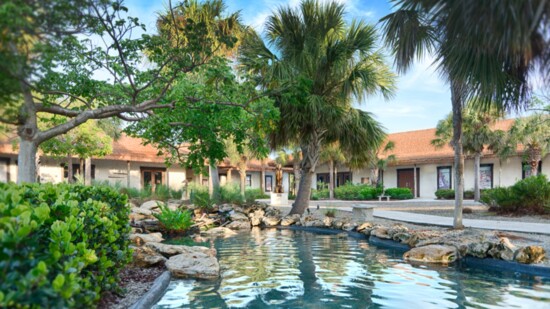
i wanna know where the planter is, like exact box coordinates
[270,192,289,206]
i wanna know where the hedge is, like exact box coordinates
[480,175,550,214]
[435,189,475,199]
[0,183,132,308]
[311,184,413,200]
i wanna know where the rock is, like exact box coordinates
[323,216,334,227]
[132,207,153,216]
[219,203,234,212]
[166,201,182,211]
[130,213,148,221]
[202,226,238,236]
[131,227,144,234]
[487,237,516,261]
[341,222,358,232]
[514,246,546,264]
[302,216,325,227]
[388,224,409,238]
[229,211,249,221]
[131,245,167,267]
[372,227,391,240]
[249,210,265,227]
[226,220,251,230]
[262,216,281,227]
[146,242,216,258]
[165,250,220,280]
[403,245,458,264]
[264,206,281,217]
[467,241,494,258]
[281,214,301,226]
[356,222,373,232]
[141,200,165,211]
[140,219,163,232]
[331,219,344,230]
[130,232,164,245]
[393,232,413,245]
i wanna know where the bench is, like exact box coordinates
[378,195,390,202]
[352,204,375,221]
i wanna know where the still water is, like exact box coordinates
[154,228,550,308]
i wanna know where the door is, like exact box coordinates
[141,167,166,191]
[397,168,420,197]
[336,172,352,187]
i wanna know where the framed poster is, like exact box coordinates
[480,164,493,189]
[265,175,273,192]
[437,166,451,189]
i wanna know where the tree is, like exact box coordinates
[509,113,550,176]
[0,0,242,183]
[40,119,113,183]
[370,141,396,187]
[319,143,345,199]
[380,0,543,228]
[239,0,395,214]
[431,106,503,201]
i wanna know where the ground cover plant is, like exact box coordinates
[153,206,194,234]
[480,175,550,214]
[0,183,131,308]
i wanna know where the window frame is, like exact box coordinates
[436,166,452,190]
[479,164,494,189]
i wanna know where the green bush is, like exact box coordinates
[435,189,455,199]
[245,188,269,204]
[153,205,193,233]
[464,190,474,199]
[189,185,213,211]
[384,187,413,200]
[480,175,550,214]
[311,188,329,200]
[219,184,243,205]
[0,183,131,308]
[324,208,337,217]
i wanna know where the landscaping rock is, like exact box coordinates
[131,245,167,267]
[487,237,516,261]
[166,250,220,280]
[301,216,325,228]
[218,203,234,212]
[331,219,344,230]
[146,242,216,258]
[226,220,251,230]
[281,214,301,226]
[403,245,458,264]
[166,200,182,211]
[130,232,164,246]
[141,200,165,211]
[387,224,409,239]
[202,226,238,236]
[264,206,281,217]
[372,227,391,240]
[132,207,153,216]
[356,222,374,232]
[230,211,249,221]
[323,216,335,227]
[393,232,414,245]
[249,210,265,226]
[514,246,546,264]
[341,221,358,232]
[467,241,494,258]
[263,216,281,227]
[140,219,163,232]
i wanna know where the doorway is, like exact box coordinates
[141,167,166,191]
[397,168,420,197]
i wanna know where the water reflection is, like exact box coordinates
[154,229,550,308]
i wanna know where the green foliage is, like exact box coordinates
[219,184,244,205]
[384,187,414,200]
[481,175,550,214]
[311,188,329,200]
[334,183,383,200]
[324,208,337,218]
[0,183,131,308]
[435,189,476,200]
[189,185,214,211]
[245,188,269,204]
[153,205,193,233]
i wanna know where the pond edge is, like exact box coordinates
[129,271,172,309]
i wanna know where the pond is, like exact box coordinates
[154,228,550,308]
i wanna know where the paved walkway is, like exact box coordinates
[261,199,550,235]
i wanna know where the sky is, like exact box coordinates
[124,0,459,133]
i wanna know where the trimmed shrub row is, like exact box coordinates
[480,175,550,214]
[435,189,475,199]
[311,184,413,200]
[189,184,270,208]
[0,183,131,308]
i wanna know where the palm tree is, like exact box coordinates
[431,106,503,201]
[239,0,395,214]
[509,113,550,176]
[380,0,544,228]
[319,143,346,200]
[370,141,396,187]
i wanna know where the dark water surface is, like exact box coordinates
[154,228,550,308]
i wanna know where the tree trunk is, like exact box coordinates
[80,158,84,177]
[260,160,265,192]
[209,163,220,199]
[239,169,246,199]
[329,160,334,199]
[290,170,314,215]
[529,149,541,176]
[17,139,38,183]
[227,168,232,184]
[474,152,481,201]
[290,138,320,215]
[293,161,301,195]
[85,158,92,185]
[451,81,465,229]
[67,154,74,183]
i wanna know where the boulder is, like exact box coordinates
[262,216,281,227]
[393,232,414,245]
[487,237,516,261]
[130,232,164,246]
[387,224,409,239]
[202,226,238,236]
[331,219,344,230]
[467,241,494,258]
[146,242,216,258]
[281,214,301,226]
[131,245,167,267]
[219,203,234,212]
[226,220,251,230]
[323,216,335,227]
[514,246,546,264]
[166,250,220,280]
[356,222,374,232]
[372,227,391,240]
[249,210,265,227]
[166,200,182,211]
[264,206,281,217]
[341,221,358,232]
[229,211,249,221]
[301,215,325,228]
[132,207,153,216]
[129,213,149,221]
[403,245,458,264]
[141,200,165,211]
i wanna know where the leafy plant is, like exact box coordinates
[480,175,550,214]
[324,208,337,218]
[0,183,131,308]
[245,188,269,204]
[189,185,214,211]
[384,187,413,200]
[311,188,329,200]
[153,205,194,233]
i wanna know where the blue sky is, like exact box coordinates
[125,0,455,133]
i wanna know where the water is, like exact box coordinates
[154,228,550,308]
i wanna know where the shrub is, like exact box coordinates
[311,188,329,200]
[153,184,171,200]
[219,184,243,205]
[0,183,131,308]
[245,188,269,204]
[189,185,213,211]
[153,205,193,233]
[480,175,550,214]
[324,208,337,217]
[435,189,455,199]
[464,190,475,199]
[384,187,413,200]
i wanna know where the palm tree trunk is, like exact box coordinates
[474,152,481,201]
[84,157,91,185]
[239,169,246,199]
[290,139,320,215]
[329,160,334,199]
[451,81,465,229]
[209,163,220,199]
[530,149,541,176]
[293,161,301,195]
[260,160,265,192]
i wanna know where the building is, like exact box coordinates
[313,119,549,198]
[0,134,291,193]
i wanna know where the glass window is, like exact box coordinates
[522,161,542,179]
[480,164,493,189]
[246,174,252,187]
[265,175,273,192]
[437,166,452,189]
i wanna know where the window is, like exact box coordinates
[522,161,542,179]
[63,164,95,182]
[316,173,329,189]
[437,166,452,189]
[336,172,352,187]
[265,175,273,192]
[480,164,494,189]
[246,174,252,187]
[140,167,166,191]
